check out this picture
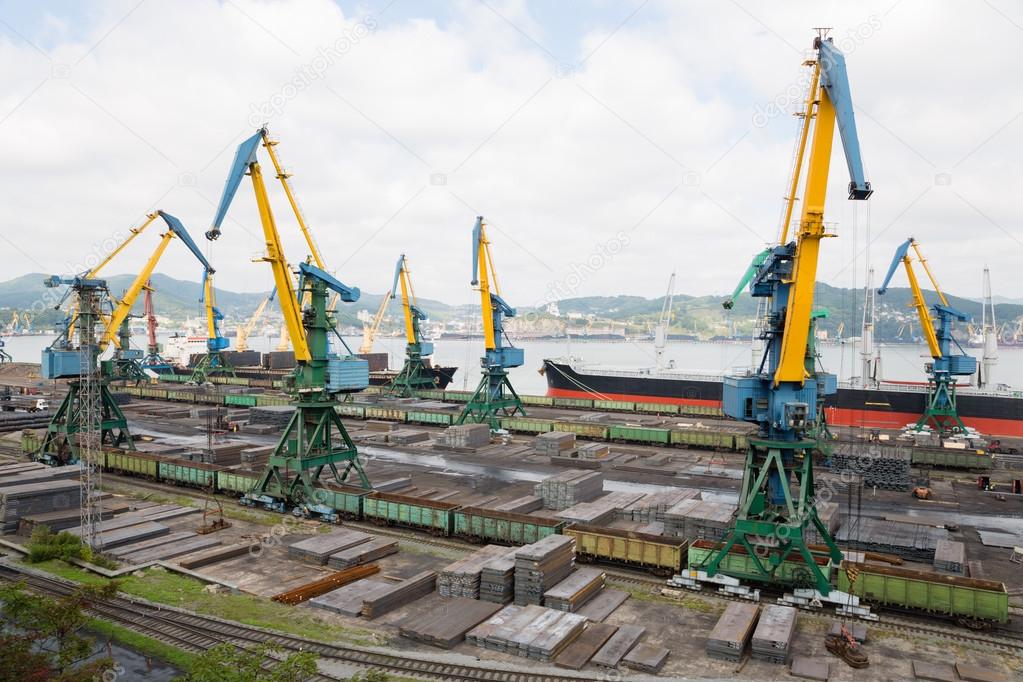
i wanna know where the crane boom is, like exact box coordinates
[237,288,276,351]
[878,238,941,359]
[392,254,428,347]
[359,293,392,354]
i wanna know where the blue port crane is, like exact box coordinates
[456,216,525,429]
[878,237,976,434]
[701,33,873,600]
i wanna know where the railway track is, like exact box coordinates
[100,473,1023,657]
[0,562,599,682]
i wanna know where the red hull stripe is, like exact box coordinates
[546,387,1023,437]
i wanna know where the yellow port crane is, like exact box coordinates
[236,288,276,352]
[359,293,392,355]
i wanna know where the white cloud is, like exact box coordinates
[0,0,1020,312]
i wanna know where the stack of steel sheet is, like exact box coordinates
[706,602,759,662]
[0,465,80,487]
[19,500,130,533]
[622,643,670,673]
[437,424,490,449]
[480,548,518,603]
[554,622,618,670]
[805,502,841,544]
[577,442,610,460]
[751,605,797,664]
[387,430,430,445]
[309,578,393,616]
[118,535,222,564]
[934,539,966,574]
[84,521,170,549]
[592,624,645,668]
[493,495,543,514]
[556,492,644,526]
[618,488,699,523]
[663,498,699,536]
[365,420,396,432]
[544,567,605,611]
[399,597,504,649]
[0,462,46,477]
[361,571,436,618]
[240,445,274,465]
[533,471,603,510]
[177,543,251,569]
[438,544,511,598]
[0,479,81,533]
[835,516,948,562]
[287,528,372,565]
[534,432,576,457]
[664,499,736,540]
[248,405,295,428]
[832,443,910,491]
[514,535,576,606]
[576,588,630,622]
[466,604,587,661]
[326,537,398,569]
[371,477,413,492]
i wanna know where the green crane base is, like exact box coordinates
[39,380,134,465]
[456,367,525,431]
[917,377,967,435]
[386,355,437,398]
[188,352,236,385]
[701,438,841,595]
[247,398,371,513]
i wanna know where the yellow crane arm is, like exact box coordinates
[236,294,271,351]
[248,160,311,362]
[261,131,326,270]
[475,223,497,350]
[99,229,176,350]
[900,254,942,359]
[359,294,391,354]
[910,240,948,307]
[396,256,417,344]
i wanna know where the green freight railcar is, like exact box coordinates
[405,411,453,426]
[552,396,594,409]
[225,394,258,407]
[104,450,160,479]
[565,524,686,576]
[520,394,555,407]
[158,459,219,488]
[363,492,457,535]
[20,430,42,454]
[443,391,472,402]
[594,399,636,412]
[837,561,1008,626]
[217,469,259,496]
[499,417,555,434]
[609,425,671,445]
[910,447,992,470]
[417,389,447,400]
[310,485,371,520]
[553,421,609,440]
[195,392,225,405]
[687,539,833,586]
[335,404,366,419]
[679,404,724,418]
[670,428,737,451]
[365,406,406,421]
[636,402,679,415]
[453,507,564,545]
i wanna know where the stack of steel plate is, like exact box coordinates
[287,528,372,565]
[544,567,605,612]
[706,602,759,662]
[326,537,398,569]
[493,495,543,513]
[618,488,699,523]
[577,442,610,460]
[399,597,504,649]
[622,643,670,673]
[556,492,644,526]
[534,432,576,456]
[365,420,396,432]
[466,604,587,661]
[438,544,512,598]
[0,465,80,487]
[309,578,393,616]
[832,442,910,491]
[934,539,966,574]
[751,605,797,664]
[480,548,518,603]
[248,405,295,428]
[533,471,604,510]
[82,521,170,549]
[117,534,222,564]
[554,622,618,670]
[514,535,575,606]
[576,588,630,622]
[665,499,737,540]
[836,516,948,562]
[0,479,81,533]
[387,430,429,445]
[361,571,436,618]
[592,624,646,668]
[438,424,490,449]
[663,498,700,536]
[805,502,841,544]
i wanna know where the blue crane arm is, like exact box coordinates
[298,262,360,303]
[491,293,516,318]
[818,39,872,200]
[877,238,913,295]
[207,129,264,240]
[156,210,215,274]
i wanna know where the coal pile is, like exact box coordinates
[534,471,603,510]
[514,535,575,606]
[751,604,797,664]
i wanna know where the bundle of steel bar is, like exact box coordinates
[751,605,797,664]
[623,643,670,673]
[365,420,396,432]
[832,443,910,491]
[309,578,393,616]
[617,488,699,523]
[437,424,490,449]
[836,516,948,562]
[1,479,81,533]
[534,432,576,457]
[466,604,587,661]
[387,430,430,445]
[326,537,398,570]
[514,535,576,606]
[493,495,543,514]
[361,571,436,618]
[934,539,966,574]
[556,492,644,526]
[577,442,610,460]
[592,624,645,668]
[544,567,605,612]
[398,597,504,649]
[706,602,759,662]
[247,405,294,428]
[533,471,603,510]
[480,549,518,603]
[287,528,372,565]
[272,564,380,605]
[554,622,618,670]
[438,544,512,598]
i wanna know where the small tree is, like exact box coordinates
[176,643,318,682]
[0,581,117,681]
[25,525,118,568]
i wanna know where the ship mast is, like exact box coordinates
[859,267,878,387]
[655,271,676,371]
[980,266,998,388]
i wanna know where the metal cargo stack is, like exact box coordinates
[287,528,372,565]
[438,544,514,599]
[533,470,603,510]
[750,604,797,664]
[706,602,759,662]
[514,535,575,606]
[544,567,605,612]
[934,539,966,574]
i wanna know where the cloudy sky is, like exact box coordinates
[1,0,1021,310]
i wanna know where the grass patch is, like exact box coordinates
[87,617,194,672]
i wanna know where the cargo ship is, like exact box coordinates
[542,358,1023,437]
